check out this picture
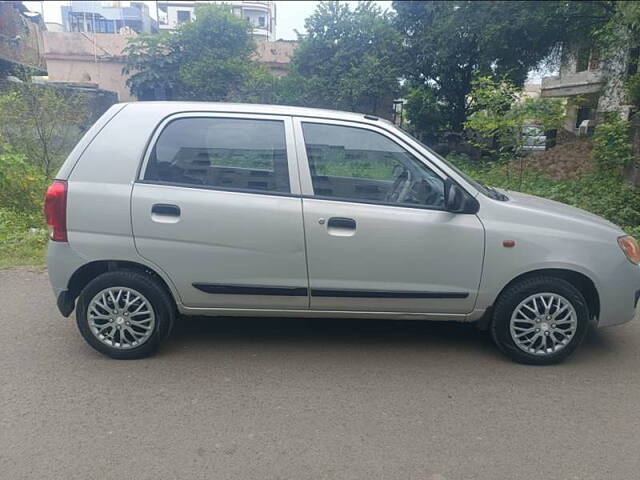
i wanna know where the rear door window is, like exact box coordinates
[144,117,290,194]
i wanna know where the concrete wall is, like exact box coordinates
[254,39,296,77]
[42,31,134,101]
[45,58,134,101]
[0,3,46,70]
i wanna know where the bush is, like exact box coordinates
[448,154,640,239]
[626,72,640,107]
[0,150,48,268]
[0,207,47,269]
[0,151,48,214]
[592,114,633,173]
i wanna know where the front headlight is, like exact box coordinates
[618,235,640,264]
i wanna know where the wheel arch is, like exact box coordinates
[475,268,600,330]
[60,260,179,317]
[498,268,599,320]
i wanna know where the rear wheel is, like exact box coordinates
[490,276,590,365]
[76,271,175,359]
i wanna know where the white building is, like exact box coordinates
[541,41,637,134]
[157,1,276,41]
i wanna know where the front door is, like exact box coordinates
[132,114,309,310]
[294,119,484,314]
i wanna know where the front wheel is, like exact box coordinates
[76,270,175,359]
[490,276,590,365]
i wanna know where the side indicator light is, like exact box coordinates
[503,240,516,248]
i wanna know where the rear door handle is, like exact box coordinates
[151,203,181,223]
[152,204,181,216]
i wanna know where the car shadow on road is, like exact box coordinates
[162,315,619,364]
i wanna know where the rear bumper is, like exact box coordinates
[56,290,75,317]
[47,241,86,315]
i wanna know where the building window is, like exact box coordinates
[627,47,640,76]
[576,107,593,129]
[575,46,591,73]
[258,16,265,27]
[177,10,191,23]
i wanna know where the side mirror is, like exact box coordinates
[445,178,479,214]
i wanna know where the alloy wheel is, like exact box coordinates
[87,287,156,350]
[509,292,578,356]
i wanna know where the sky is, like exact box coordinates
[21,1,394,40]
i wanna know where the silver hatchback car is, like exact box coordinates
[45,102,640,364]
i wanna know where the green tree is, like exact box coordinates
[394,1,613,133]
[285,1,402,117]
[124,4,265,101]
[404,85,447,142]
[465,75,564,157]
[122,33,179,100]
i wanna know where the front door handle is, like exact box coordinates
[327,217,356,229]
[326,217,356,237]
[151,203,181,223]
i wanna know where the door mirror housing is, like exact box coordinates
[445,178,480,214]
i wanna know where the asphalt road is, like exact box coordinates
[2,268,640,480]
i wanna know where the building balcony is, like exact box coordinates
[251,27,270,38]
[240,1,271,10]
[540,69,605,98]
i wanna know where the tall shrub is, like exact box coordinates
[592,114,633,174]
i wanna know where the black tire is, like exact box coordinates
[490,276,590,365]
[76,270,175,359]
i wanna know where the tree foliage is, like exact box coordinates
[285,1,402,117]
[404,85,447,142]
[464,75,564,156]
[124,4,268,101]
[394,1,613,133]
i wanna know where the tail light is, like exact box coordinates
[44,180,68,242]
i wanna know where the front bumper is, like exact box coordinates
[597,261,640,327]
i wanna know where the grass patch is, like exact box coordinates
[0,208,47,269]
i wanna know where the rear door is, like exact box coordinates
[132,113,309,310]
[294,118,485,314]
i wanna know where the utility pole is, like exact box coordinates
[155,0,160,33]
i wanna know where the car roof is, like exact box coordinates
[118,101,393,126]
